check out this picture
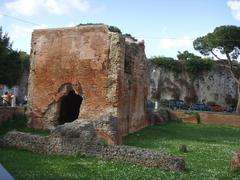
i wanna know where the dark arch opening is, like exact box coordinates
[58,90,83,125]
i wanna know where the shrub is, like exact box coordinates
[108,26,122,33]
[76,23,104,27]
[206,101,216,106]
[149,53,213,80]
[149,56,183,74]
[185,58,213,79]
[123,33,137,41]
[179,112,201,124]
[160,99,169,107]
[225,94,238,106]
[195,112,201,124]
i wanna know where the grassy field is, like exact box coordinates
[1,121,240,179]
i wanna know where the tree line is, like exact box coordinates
[0,27,29,87]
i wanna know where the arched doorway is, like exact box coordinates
[58,90,83,125]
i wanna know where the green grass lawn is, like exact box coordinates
[1,122,240,179]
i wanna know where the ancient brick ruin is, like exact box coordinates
[27,25,150,144]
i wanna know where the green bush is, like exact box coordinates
[206,101,216,106]
[185,58,213,79]
[160,99,169,107]
[194,112,201,124]
[123,33,137,41]
[76,23,104,27]
[149,56,183,74]
[179,112,201,124]
[150,52,213,80]
[108,26,122,33]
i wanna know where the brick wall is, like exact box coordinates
[0,107,25,125]
[170,110,240,127]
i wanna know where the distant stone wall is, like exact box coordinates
[170,110,240,126]
[149,61,238,106]
[0,107,25,125]
[0,120,185,171]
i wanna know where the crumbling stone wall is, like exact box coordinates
[117,38,150,136]
[0,120,185,171]
[27,25,149,144]
[149,61,238,106]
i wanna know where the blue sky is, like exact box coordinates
[0,0,240,58]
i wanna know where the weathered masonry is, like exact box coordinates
[27,25,149,144]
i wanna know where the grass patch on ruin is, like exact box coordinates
[1,122,240,179]
[0,114,50,136]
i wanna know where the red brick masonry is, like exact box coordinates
[170,110,240,127]
[0,107,25,125]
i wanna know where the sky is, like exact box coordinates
[0,0,240,59]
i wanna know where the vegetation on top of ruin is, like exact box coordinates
[150,56,182,73]
[0,27,29,87]
[76,23,105,26]
[150,51,213,79]
[76,23,138,41]
[108,25,122,34]
[123,33,137,41]
[76,23,122,34]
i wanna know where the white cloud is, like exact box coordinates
[70,0,90,13]
[44,0,67,15]
[159,36,193,49]
[5,0,90,16]
[9,24,48,39]
[227,0,240,21]
[5,0,39,16]
[65,22,77,27]
[6,24,47,52]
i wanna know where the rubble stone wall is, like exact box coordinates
[0,121,185,171]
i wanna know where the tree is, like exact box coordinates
[193,25,240,113]
[0,27,29,87]
[177,50,196,61]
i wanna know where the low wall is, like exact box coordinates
[170,110,240,127]
[0,107,25,125]
[0,120,185,171]
[199,112,240,126]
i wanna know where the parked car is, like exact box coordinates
[169,100,189,110]
[225,106,236,113]
[209,104,224,112]
[190,103,211,111]
[146,100,155,109]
